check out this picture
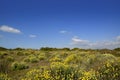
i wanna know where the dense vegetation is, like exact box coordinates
[0,47,120,80]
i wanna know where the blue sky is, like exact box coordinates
[0,0,120,49]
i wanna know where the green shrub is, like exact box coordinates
[38,55,46,60]
[37,53,46,60]
[0,53,4,59]
[6,56,14,62]
[23,52,30,55]
[83,53,117,70]
[22,62,82,80]
[49,56,62,62]
[64,54,81,64]
[0,52,7,59]
[23,57,30,62]
[64,54,76,64]
[0,60,10,73]
[80,70,97,80]
[97,61,120,80]
[60,52,69,58]
[11,62,29,70]
[50,62,81,80]
[29,56,39,63]
[23,55,39,63]
[22,69,51,80]
[0,73,11,80]
[102,54,116,62]
[16,51,24,56]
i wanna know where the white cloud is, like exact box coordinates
[0,25,21,34]
[29,35,37,38]
[116,36,120,41]
[72,36,89,46]
[71,36,120,49]
[60,30,67,34]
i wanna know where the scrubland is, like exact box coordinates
[0,47,120,80]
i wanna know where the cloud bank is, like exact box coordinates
[71,36,120,49]
[0,25,21,34]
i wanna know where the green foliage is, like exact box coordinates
[24,55,39,63]
[71,48,80,51]
[50,62,81,80]
[61,48,70,51]
[0,47,7,51]
[38,55,46,60]
[22,61,120,80]
[0,52,4,59]
[0,73,11,80]
[6,56,14,62]
[0,52,8,59]
[22,69,51,80]
[16,51,24,56]
[40,47,71,51]
[49,55,62,62]
[40,47,56,51]
[80,70,97,80]
[0,60,10,73]
[22,62,82,80]
[37,52,46,60]
[23,57,30,62]
[50,57,62,62]
[97,61,120,80]
[11,62,29,70]
[29,55,39,63]
[64,54,79,64]
[13,47,24,50]
[114,48,120,51]
[1,47,120,80]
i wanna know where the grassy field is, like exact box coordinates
[0,47,120,80]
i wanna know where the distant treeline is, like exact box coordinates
[0,46,120,51]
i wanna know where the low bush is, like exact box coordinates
[64,53,84,65]
[22,62,82,80]
[16,51,24,56]
[0,60,10,73]
[6,56,14,62]
[0,52,8,59]
[97,61,120,80]
[29,56,39,63]
[0,73,11,80]
[38,55,46,60]
[38,55,46,61]
[24,55,39,63]
[23,57,30,62]
[80,70,97,80]
[11,62,29,70]
[0,53,4,59]
[50,62,81,80]
[49,56,62,62]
